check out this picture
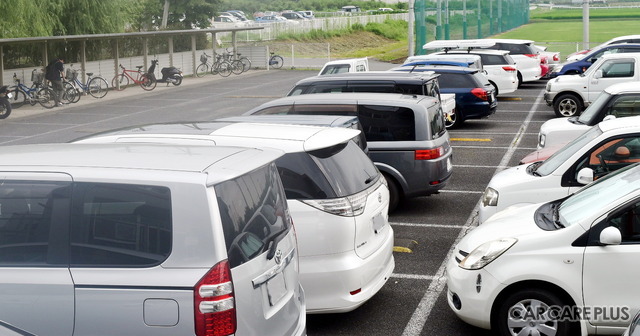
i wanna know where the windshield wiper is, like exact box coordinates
[265,227,289,260]
[528,161,543,176]
[552,203,565,229]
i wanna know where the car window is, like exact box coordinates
[430,106,447,139]
[70,183,172,267]
[536,125,603,176]
[215,163,290,268]
[307,83,348,94]
[321,64,351,75]
[0,181,71,266]
[608,95,640,118]
[478,54,509,65]
[601,59,635,78]
[436,73,476,88]
[358,104,416,141]
[605,200,640,243]
[578,91,613,124]
[574,137,640,180]
[253,104,295,115]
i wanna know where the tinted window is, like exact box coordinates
[478,54,510,65]
[70,183,172,267]
[0,181,70,266]
[321,64,351,75]
[490,43,535,55]
[307,83,348,94]
[430,107,446,139]
[601,59,635,78]
[215,163,290,268]
[359,104,416,141]
[436,73,477,88]
[608,95,640,118]
[276,153,337,199]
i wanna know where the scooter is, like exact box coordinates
[0,85,13,119]
[148,59,183,86]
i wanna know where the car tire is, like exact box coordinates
[489,81,499,97]
[383,174,401,213]
[494,289,578,336]
[445,108,463,129]
[553,93,583,117]
[517,72,523,88]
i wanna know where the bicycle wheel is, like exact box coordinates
[139,74,157,91]
[240,57,252,72]
[63,87,79,104]
[36,88,56,109]
[10,89,27,109]
[0,98,11,119]
[88,77,109,98]
[196,63,209,77]
[270,55,284,69]
[217,62,232,77]
[111,74,129,91]
[230,60,244,75]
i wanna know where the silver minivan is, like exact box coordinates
[0,143,305,336]
[244,92,453,211]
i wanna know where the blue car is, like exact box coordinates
[390,64,497,128]
[549,43,640,78]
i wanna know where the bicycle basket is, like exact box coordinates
[31,71,44,84]
[200,54,208,63]
[65,69,78,81]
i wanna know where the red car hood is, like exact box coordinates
[519,144,566,164]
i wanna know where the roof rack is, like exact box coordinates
[422,39,496,52]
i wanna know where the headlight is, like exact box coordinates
[538,133,546,148]
[459,238,517,270]
[482,187,499,207]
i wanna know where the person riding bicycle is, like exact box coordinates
[45,58,65,107]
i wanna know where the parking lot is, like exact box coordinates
[0,68,552,335]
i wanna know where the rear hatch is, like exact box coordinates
[214,163,304,336]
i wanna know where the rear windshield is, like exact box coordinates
[321,64,351,75]
[436,73,479,88]
[477,54,514,65]
[276,141,379,199]
[489,43,536,55]
[215,163,291,268]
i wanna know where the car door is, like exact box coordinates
[587,58,637,103]
[582,199,640,328]
[0,174,74,336]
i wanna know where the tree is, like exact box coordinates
[143,0,222,30]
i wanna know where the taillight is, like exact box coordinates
[471,88,488,101]
[502,66,517,72]
[553,54,559,61]
[194,260,236,336]
[415,147,444,160]
[524,54,538,58]
[301,177,384,216]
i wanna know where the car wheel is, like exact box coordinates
[383,174,400,213]
[553,93,583,117]
[494,289,577,336]
[517,72,523,88]
[445,108,463,129]
[489,81,499,97]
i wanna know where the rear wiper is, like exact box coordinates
[266,227,289,260]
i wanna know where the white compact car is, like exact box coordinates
[480,115,640,223]
[75,121,395,314]
[538,81,640,150]
[433,49,519,96]
[449,162,640,335]
[481,38,543,85]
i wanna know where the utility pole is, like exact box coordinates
[583,0,590,50]
[409,0,415,56]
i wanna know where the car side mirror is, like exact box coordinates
[576,167,594,185]
[594,70,603,79]
[603,115,616,121]
[599,226,622,245]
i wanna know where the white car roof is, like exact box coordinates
[75,122,361,154]
[423,39,495,50]
[603,81,640,95]
[598,115,640,133]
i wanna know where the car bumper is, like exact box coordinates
[544,91,556,106]
[446,256,505,330]
[301,227,395,313]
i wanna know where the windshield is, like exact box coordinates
[577,91,612,125]
[557,163,640,227]
[535,126,603,176]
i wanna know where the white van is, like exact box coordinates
[75,122,395,314]
[319,57,369,75]
[545,53,640,117]
[0,143,306,336]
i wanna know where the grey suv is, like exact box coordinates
[245,92,453,211]
[0,143,306,336]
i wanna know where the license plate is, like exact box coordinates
[446,157,452,172]
[6,92,12,99]
[372,212,386,234]
[266,272,287,306]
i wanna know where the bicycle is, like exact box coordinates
[196,52,232,77]
[222,48,245,75]
[236,52,252,72]
[269,52,284,69]
[111,64,156,91]
[66,66,109,98]
[9,71,56,109]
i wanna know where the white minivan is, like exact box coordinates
[75,122,395,314]
[480,116,640,223]
[0,143,306,336]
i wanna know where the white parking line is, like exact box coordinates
[400,90,545,336]
[468,119,546,123]
[453,145,537,150]
[453,164,511,169]
[449,132,538,135]
[391,273,437,280]
[438,190,483,194]
[391,222,464,229]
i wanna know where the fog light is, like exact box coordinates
[476,274,482,293]
[451,292,462,310]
